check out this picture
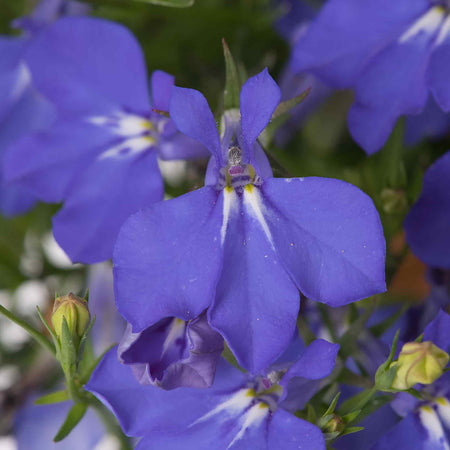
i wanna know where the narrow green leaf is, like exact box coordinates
[60,317,77,377]
[0,304,55,355]
[35,390,69,405]
[222,38,241,110]
[369,305,408,337]
[338,387,377,416]
[83,289,89,302]
[134,0,194,7]
[271,88,311,120]
[53,402,88,442]
[77,316,96,367]
[323,392,341,417]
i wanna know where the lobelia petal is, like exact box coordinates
[347,103,399,155]
[279,339,339,412]
[169,87,222,162]
[239,68,281,166]
[3,119,113,203]
[52,149,163,263]
[119,313,224,390]
[281,339,339,383]
[404,151,450,269]
[209,186,300,373]
[0,86,54,216]
[268,409,326,450]
[151,70,174,113]
[113,186,223,331]
[23,17,150,114]
[158,132,210,160]
[86,349,247,438]
[262,177,386,306]
[291,0,428,88]
[0,37,29,122]
[423,310,450,354]
[429,16,450,112]
[348,8,444,153]
[371,408,450,450]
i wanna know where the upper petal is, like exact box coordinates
[263,177,386,305]
[151,70,174,112]
[268,409,326,450]
[52,149,163,263]
[291,0,430,88]
[113,186,223,331]
[404,151,450,268]
[240,68,281,163]
[209,186,299,373]
[24,17,150,114]
[169,87,222,161]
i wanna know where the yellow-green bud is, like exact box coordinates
[324,414,346,434]
[391,341,449,390]
[51,293,90,346]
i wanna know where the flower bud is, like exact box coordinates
[324,414,346,434]
[51,293,90,346]
[391,341,449,390]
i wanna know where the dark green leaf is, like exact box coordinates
[271,88,311,120]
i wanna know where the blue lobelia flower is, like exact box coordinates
[371,310,450,450]
[118,312,224,390]
[113,68,386,373]
[0,0,88,217]
[291,0,450,154]
[86,338,339,449]
[404,151,450,269]
[4,17,207,264]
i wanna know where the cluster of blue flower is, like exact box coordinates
[2,0,450,449]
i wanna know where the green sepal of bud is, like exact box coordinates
[51,293,90,349]
[390,341,449,390]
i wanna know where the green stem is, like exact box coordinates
[0,304,55,355]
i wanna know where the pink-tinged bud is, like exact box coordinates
[391,341,449,390]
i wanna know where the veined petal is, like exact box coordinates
[240,69,281,164]
[151,70,174,113]
[209,185,299,373]
[262,177,386,305]
[24,17,150,114]
[404,151,450,268]
[113,186,223,331]
[291,0,429,88]
[169,87,222,161]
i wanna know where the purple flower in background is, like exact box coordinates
[371,310,450,450]
[113,68,385,373]
[404,151,450,269]
[86,339,339,449]
[4,17,207,264]
[14,397,104,449]
[291,0,450,154]
[118,313,224,390]
[0,0,89,217]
